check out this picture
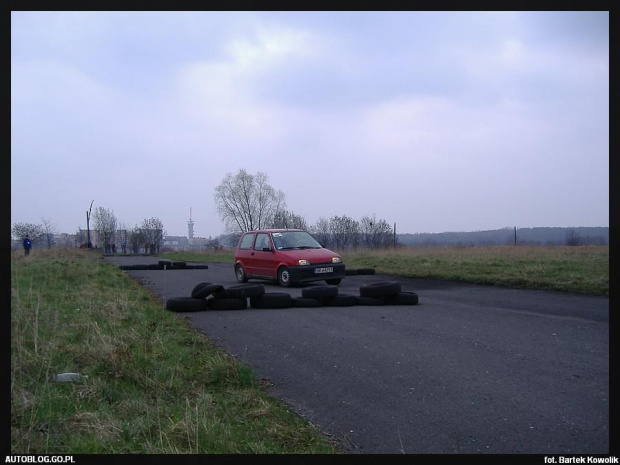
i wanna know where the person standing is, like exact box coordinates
[23,236,32,256]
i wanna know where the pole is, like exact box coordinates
[86,200,94,248]
[393,223,396,248]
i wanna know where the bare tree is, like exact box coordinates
[310,217,331,247]
[269,210,308,230]
[214,169,286,233]
[41,217,57,249]
[129,226,144,254]
[329,215,360,250]
[360,214,393,249]
[12,222,44,243]
[93,207,118,253]
[141,217,165,254]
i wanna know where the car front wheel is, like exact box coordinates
[235,264,248,283]
[277,267,292,287]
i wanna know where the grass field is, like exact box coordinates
[10,245,608,453]
[342,245,609,296]
[164,245,609,297]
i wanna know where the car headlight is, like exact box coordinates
[298,259,310,266]
[332,257,342,263]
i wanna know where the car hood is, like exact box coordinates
[279,248,340,262]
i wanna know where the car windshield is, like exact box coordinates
[272,231,322,250]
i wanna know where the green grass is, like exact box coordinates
[11,249,340,454]
[163,245,609,296]
[341,245,609,296]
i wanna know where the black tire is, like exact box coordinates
[324,294,358,307]
[277,267,293,287]
[384,291,419,306]
[184,265,196,269]
[119,265,132,270]
[158,259,173,267]
[345,269,358,276]
[360,281,401,299]
[226,284,265,299]
[250,293,292,309]
[208,297,247,310]
[148,264,163,270]
[325,278,342,285]
[216,288,247,299]
[302,285,338,301]
[191,282,213,299]
[133,264,149,270]
[166,297,209,312]
[193,265,209,270]
[355,296,385,306]
[357,268,376,275]
[172,261,187,268]
[193,283,224,299]
[292,297,323,308]
[235,264,248,283]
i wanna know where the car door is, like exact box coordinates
[236,233,257,276]
[252,232,277,279]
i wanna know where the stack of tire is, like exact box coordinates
[356,281,419,306]
[294,281,418,307]
[166,282,300,312]
[120,260,209,271]
[165,280,418,313]
[293,285,356,307]
[166,282,267,312]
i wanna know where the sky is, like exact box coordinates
[11,11,609,238]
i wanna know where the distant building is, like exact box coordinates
[76,228,101,248]
[163,236,190,250]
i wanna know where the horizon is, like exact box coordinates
[11,224,609,241]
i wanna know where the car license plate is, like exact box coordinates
[314,267,333,274]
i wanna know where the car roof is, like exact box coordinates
[244,229,304,234]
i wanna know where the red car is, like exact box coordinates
[234,229,346,287]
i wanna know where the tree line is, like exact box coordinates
[12,211,166,254]
[214,169,396,250]
[12,169,396,253]
[398,226,609,247]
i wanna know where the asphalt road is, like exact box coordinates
[103,255,610,454]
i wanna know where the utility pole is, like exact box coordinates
[86,200,94,248]
[514,226,517,246]
[393,222,397,248]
